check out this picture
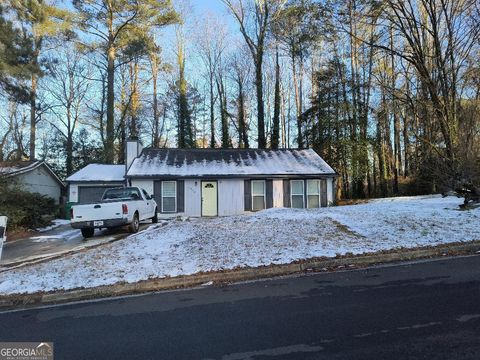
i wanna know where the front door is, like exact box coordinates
[201,181,218,216]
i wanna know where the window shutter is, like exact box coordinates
[154,181,162,212]
[244,180,251,211]
[177,180,185,213]
[304,180,308,205]
[320,180,327,207]
[283,179,291,208]
[266,180,273,208]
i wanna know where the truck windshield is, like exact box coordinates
[103,188,141,201]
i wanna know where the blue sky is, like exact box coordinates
[193,0,226,14]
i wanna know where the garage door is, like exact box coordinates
[78,186,112,204]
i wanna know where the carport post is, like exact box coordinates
[0,216,6,260]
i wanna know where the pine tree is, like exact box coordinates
[0,5,38,103]
[73,0,179,163]
[9,0,72,160]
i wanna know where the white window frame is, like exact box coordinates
[251,180,266,211]
[306,180,321,208]
[161,181,177,213]
[290,180,305,208]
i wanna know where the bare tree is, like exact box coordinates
[222,0,285,148]
[45,48,90,176]
[373,0,480,184]
[196,14,228,148]
[230,47,252,148]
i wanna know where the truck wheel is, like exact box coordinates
[129,212,140,233]
[152,208,158,223]
[81,228,95,238]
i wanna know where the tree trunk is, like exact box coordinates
[237,80,248,148]
[272,48,281,149]
[209,74,215,148]
[105,41,115,163]
[255,56,266,148]
[152,55,160,147]
[66,133,73,176]
[129,61,139,138]
[292,53,303,149]
[29,73,37,160]
[217,74,231,148]
[403,112,409,177]
[390,28,400,194]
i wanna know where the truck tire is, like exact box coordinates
[152,208,158,223]
[81,228,95,238]
[129,212,140,233]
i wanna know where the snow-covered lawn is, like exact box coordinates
[0,195,479,295]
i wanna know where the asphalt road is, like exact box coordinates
[1,255,480,359]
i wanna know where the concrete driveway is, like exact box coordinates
[0,222,152,268]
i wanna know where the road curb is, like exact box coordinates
[1,240,480,311]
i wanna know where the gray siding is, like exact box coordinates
[218,179,244,216]
[16,165,62,204]
[184,179,201,216]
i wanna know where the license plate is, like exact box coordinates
[93,221,104,227]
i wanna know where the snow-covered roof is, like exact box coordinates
[0,161,42,176]
[66,164,125,182]
[0,160,64,186]
[127,148,337,178]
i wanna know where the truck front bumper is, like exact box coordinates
[71,218,129,229]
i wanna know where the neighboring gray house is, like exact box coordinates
[125,140,338,218]
[0,161,64,204]
[66,164,126,203]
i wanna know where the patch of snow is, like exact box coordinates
[0,196,479,295]
[0,161,41,176]
[30,236,65,243]
[30,229,79,242]
[36,219,71,233]
[127,149,335,177]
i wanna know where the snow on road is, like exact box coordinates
[0,195,479,295]
[35,219,71,233]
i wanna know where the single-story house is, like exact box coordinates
[66,164,126,204]
[0,161,64,204]
[125,140,338,218]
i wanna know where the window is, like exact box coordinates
[161,181,176,212]
[141,189,151,200]
[103,187,139,201]
[307,180,321,208]
[291,180,304,208]
[251,180,266,211]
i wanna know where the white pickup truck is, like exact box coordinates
[70,187,158,238]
